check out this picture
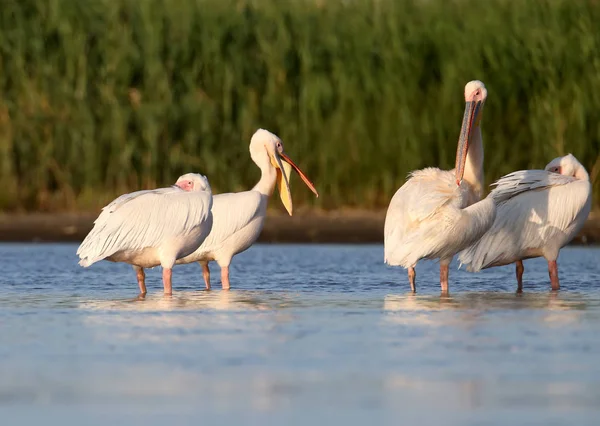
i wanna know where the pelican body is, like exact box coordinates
[176,129,318,290]
[77,173,213,295]
[458,154,592,291]
[384,80,496,293]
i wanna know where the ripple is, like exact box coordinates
[0,244,599,425]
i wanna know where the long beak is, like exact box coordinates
[271,151,319,216]
[273,153,294,215]
[454,99,483,185]
[279,152,319,197]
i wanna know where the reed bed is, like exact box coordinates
[0,0,599,211]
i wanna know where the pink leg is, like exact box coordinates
[548,260,560,291]
[201,262,211,290]
[440,264,449,295]
[221,266,230,290]
[515,260,524,293]
[408,266,416,293]
[162,268,173,295]
[134,266,147,295]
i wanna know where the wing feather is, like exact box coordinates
[179,191,263,261]
[459,170,592,271]
[384,168,470,265]
[489,170,576,203]
[77,187,212,266]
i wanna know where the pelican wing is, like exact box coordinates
[384,167,478,266]
[459,170,592,271]
[489,170,576,203]
[102,186,179,213]
[77,187,212,266]
[184,191,263,258]
[405,168,466,222]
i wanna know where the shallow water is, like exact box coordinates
[1,243,599,425]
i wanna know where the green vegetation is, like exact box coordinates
[0,0,599,212]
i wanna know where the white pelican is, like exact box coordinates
[384,80,496,294]
[176,128,318,290]
[458,154,592,292]
[77,173,213,295]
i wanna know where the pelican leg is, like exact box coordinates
[162,268,173,295]
[548,260,560,291]
[440,263,450,295]
[515,260,524,293]
[408,266,416,293]
[221,266,230,290]
[133,265,147,295]
[200,262,211,290]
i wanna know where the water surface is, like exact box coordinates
[1,244,599,425]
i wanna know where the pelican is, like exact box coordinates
[176,128,318,290]
[77,173,213,295]
[384,80,496,293]
[458,154,592,292]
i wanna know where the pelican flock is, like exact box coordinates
[75,89,593,295]
[77,173,213,295]
[459,153,592,291]
[384,80,496,293]
[176,128,319,290]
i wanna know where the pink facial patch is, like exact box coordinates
[176,181,193,191]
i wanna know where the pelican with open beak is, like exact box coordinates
[384,80,495,294]
[269,138,319,215]
[176,128,319,290]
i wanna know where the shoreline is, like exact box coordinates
[0,211,598,245]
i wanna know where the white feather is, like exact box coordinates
[384,167,496,268]
[176,191,266,266]
[77,176,213,268]
[458,168,592,271]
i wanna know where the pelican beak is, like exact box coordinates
[270,151,318,216]
[455,97,484,185]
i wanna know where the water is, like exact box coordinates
[1,243,599,425]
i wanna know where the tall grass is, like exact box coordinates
[0,0,599,212]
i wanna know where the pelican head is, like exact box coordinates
[455,80,487,185]
[175,173,212,192]
[545,153,589,181]
[250,128,318,215]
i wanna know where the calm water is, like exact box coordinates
[1,243,600,425]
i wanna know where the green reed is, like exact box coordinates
[0,0,598,211]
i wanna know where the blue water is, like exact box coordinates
[1,243,599,425]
